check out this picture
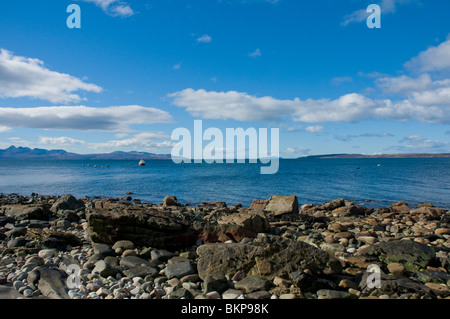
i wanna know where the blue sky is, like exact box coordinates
[0,0,449,157]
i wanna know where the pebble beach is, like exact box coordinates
[0,193,449,300]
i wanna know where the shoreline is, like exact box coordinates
[1,193,449,300]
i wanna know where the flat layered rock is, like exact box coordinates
[86,207,198,250]
[357,240,436,273]
[265,195,299,216]
[197,235,342,281]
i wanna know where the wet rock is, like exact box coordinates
[358,240,435,273]
[416,269,450,284]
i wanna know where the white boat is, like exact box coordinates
[139,159,146,166]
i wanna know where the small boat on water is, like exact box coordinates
[139,159,146,166]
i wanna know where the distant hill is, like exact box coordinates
[0,146,172,160]
[304,153,450,159]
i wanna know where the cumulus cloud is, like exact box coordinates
[376,74,433,95]
[0,49,102,103]
[0,126,11,133]
[404,38,450,73]
[39,132,175,151]
[39,136,87,145]
[169,89,297,121]
[79,0,134,17]
[305,125,324,133]
[170,87,450,124]
[0,105,172,132]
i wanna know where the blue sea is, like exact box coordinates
[0,158,449,209]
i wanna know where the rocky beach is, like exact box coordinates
[0,193,449,300]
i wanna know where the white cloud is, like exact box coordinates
[173,62,182,70]
[284,147,310,158]
[79,0,134,17]
[170,88,450,124]
[404,38,450,73]
[0,49,102,103]
[305,125,324,133]
[39,136,87,145]
[38,132,175,151]
[0,126,11,133]
[169,89,297,121]
[376,74,432,95]
[196,34,213,43]
[249,48,261,58]
[0,105,172,132]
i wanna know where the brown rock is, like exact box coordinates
[435,228,450,236]
[387,263,405,276]
[334,232,353,239]
[196,235,342,281]
[218,211,270,234]
[163,196,182,207]
[265,195,299,216]
[250,199,269,210]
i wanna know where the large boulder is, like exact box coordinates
[86,207,198,250]
[163,196,182,207]
[196,235,342,281]
[36,267,70,299]
[50,195,85,213]
[265,195,299,216]
[357,240,436,273]
[0,205,50,221]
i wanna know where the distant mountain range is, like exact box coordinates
[304,153,450,159]
[0,146,449,160]
[0,146,172,160]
